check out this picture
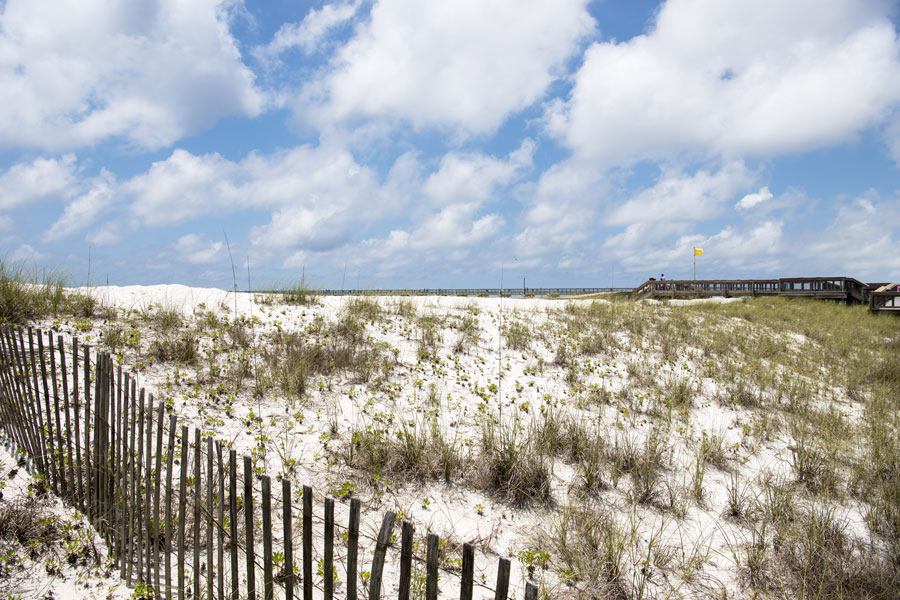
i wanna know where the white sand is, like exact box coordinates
[24,285,874,599]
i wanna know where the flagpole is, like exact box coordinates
[693,247,696,281]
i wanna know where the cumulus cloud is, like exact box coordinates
[299,0,594,135]
[0,154,79,209]
[255,0,361,61]
[8,243,49,263]
[44,171,118,242]
[803,193,900,277]
[0,0,263,151]
[309,142,534,269]
[608,162,756,226]
[548,0,900,164]
[736,187,774,211]
[173,234,225,265]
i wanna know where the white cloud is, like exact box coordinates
[423,140,534,208]
[548,0,900,164]
[173,234,225,265]
[0,0,263,151]
[802,193,900,277]
[608,162,756,226]
[0,154,78,209]
[300,0,594,135]
[736,187,774,211]
[294,142,533,269]
[44,170,118,241]
[255,1,361,61]
[8,243,49,263]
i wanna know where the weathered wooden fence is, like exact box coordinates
[0,326,535,600]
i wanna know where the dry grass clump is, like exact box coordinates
[0,260,99,324]
[538,503,628,598]
[343,418,465,483]
[478,422,552,506]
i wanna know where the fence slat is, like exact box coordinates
[125,374,135,585]
[282,479,294,600]
[48,331,68,498]
[460,543,474,600]
[145,396,155,585]
[244,455,256,600]
[36,332,58,494]
[229,450,238,600]
[83,344,92,527]
[165,414,176,600]
[72,337,84,512]
[262,475,274,600]
[120,371,130,580]
[137,390,147,583]
[216,442,225,600]
[206,436,214,600]
[26,329,47,477]
[524,581,538,600]
[24,328,47,476]
[399,521,414,600]
[193,428,201,600]
[56,335,76,502]
[494,558,511,600]
[426,533,439,600]
[302,485,313,600]
[178,425,188,600]
[324,497,334,600]
[10,328,39,475]
[347,498,360,600]
[0,328,29,469]
[368,511,396,600]
[153,401,165,600]
[112,362,121,569]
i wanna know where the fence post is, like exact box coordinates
[460,543,474,600]
[24,328,47,476]
[525,581,538,600]
[368,511,396,600]
[56,335,76,504]
[36,331,58,494]
[262,475,274,600]
[178,425,188,600]
[244,455,257,600]
[399,521,414,600]
[347,498,360,600]
[216,441,225,600]
[494,557,511,600]
[324,497,334,600]
[426,533,439,600]
[192,428,201,600]
[302,485,313,600]
[164,414,176,600]
[283,479,294,600]
[153,401,165,599]
[206,436,214,600]
[229,450,238,600]
[137,390,147,583]
[83,344,92,528]
[73,337,84,512]
[145,395,155,585]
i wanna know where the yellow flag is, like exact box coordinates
[694,247,704,256]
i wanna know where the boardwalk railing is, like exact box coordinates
[630,276,879,305]
[0,326,535,600]
[253,288,629,298]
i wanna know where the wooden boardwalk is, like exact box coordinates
[630,276,899,312]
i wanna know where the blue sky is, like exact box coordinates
[2,0,900,289]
